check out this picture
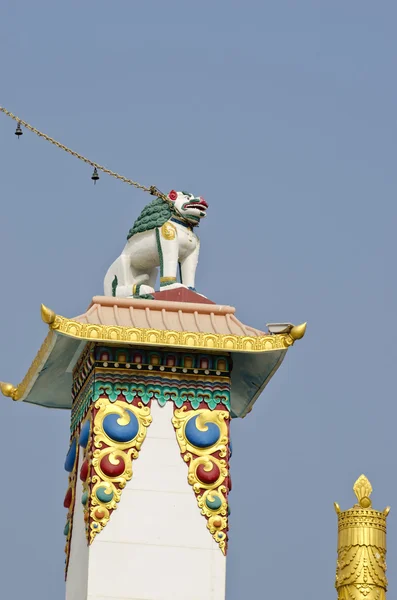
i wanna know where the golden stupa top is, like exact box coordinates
[335,474,390,533]
[334,475,390,600]
[0,295,306,417]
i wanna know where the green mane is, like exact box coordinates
[127,197,173,240]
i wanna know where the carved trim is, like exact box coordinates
[50,315,295,351]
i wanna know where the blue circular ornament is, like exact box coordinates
[185,415,220,448]
[64,439,77,472]
[206,494,222,510]
[96,486,114,503]
[103,410,139,443]
[79,420,90,448]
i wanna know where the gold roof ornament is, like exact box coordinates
[334,475,390,600]
[0,382,17,400]
[40,303,56,325]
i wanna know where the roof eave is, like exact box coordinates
[0,307,306,411]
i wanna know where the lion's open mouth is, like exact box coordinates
[185,201,208,211]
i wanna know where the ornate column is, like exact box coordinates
[64,342,232,600]
[0,184,307,600]
[0,294,305,600]
[334,475,390,600]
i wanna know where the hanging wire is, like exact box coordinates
[0,105,166,200]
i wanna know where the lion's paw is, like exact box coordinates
[132,284,155,299]
[159,283,188,291]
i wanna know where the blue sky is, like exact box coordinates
[1,2,396,598]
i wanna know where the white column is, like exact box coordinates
[66,451,89,600]
[66,401,226,600]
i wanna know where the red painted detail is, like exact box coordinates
[63,488,73,509]
[196,461,221,485]
[94,508,106,520]
[168,190,177,201]
[153,288,216,304]
[100,453,125,477]
[80,460,89,482]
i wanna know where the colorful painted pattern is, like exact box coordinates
[71,346,231,433]
[93,346,230,373]
[68,345,232,553]
[72,372,229,433]
[71,374,94,433]
[63,433,79,577]
[72,344,94,400]
[93,373,230,407]
[172,406,230,554]
[79,413,91,541]
[87,395,152,542]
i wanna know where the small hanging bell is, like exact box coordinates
[15,122,23,139]
[91,167,99,184]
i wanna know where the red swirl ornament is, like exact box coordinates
[100,453,125,477]
[63,488,73,509]
[80,459,89,482]
[196,460,221,485]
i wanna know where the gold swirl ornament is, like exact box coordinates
[88,398,152,543]
[161,222,177,240]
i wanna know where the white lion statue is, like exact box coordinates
[104,190,208,298]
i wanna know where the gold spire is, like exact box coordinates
[334,475,390,600]
[353,474,373,508]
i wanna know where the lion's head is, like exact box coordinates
[168,190,208,224]
[127,190,208,240]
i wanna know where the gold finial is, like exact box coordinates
[335,475,389,600]
[0,382,17,400]
[289,322,307,341]
[41,304,56,325]
[353,474,373,508]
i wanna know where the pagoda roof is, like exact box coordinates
[73,296,270,338]
[0,295,306,419]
